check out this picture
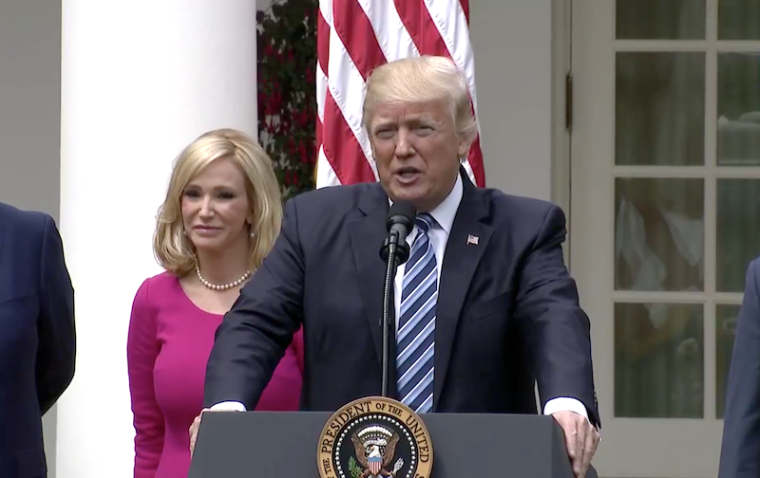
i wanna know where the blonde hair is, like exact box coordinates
[153,128,283,277]
[362,55,477,142]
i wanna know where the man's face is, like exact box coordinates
[368,99,470,212]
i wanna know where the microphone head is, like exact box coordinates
[386,200,416,231]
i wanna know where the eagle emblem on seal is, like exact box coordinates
[350,425,405,477]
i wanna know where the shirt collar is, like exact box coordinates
[426,173,462,235]
[387,173,463,236]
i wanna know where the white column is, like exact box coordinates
[57,2,257,477]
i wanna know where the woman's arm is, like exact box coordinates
[127,279,165,478]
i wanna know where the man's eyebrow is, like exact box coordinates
[372,120,395,129]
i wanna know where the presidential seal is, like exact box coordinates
[317,397,433,478]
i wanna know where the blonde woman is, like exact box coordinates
[127,129,303,478]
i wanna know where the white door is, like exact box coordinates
[570,1,760,477]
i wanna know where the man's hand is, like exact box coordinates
[190,403,247,456]
[189,408,210,457]
[551,410,600,477]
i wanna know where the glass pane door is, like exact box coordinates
[570,1,760,476]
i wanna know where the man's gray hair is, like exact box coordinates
[361,55,477,142]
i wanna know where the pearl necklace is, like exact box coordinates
[195,267,252,291]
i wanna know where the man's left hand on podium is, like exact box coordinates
[551,410,600,478]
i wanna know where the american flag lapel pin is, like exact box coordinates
[467,234,479,246]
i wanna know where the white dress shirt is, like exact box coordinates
[212,175,589,421]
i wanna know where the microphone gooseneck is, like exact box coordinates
[379,201,416,398]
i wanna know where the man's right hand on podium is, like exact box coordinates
[190,402,247,456]
[189,408,211,457]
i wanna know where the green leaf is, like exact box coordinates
[348,456,364,478]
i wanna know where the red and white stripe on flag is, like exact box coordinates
[315,0,485,189]
[369,458,381,476]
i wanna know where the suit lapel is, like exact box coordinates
[434,173,492,407]
[348,184,390,365]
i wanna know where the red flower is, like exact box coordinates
[299,141,309,164]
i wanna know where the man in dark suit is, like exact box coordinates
[0,201,76,477]
[719,256,760,477]
[194,55,600,476]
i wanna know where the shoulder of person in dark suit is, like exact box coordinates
[281,182,381,232]
[718,256,760,478]
[287,174,563,240]
[0,201,76,414]
[284,175,563,253]
[480,185,566,237]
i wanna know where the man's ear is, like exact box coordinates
[457,134,474,159]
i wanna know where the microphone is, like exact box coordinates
[379,201,416,398]
[380,201,416,264]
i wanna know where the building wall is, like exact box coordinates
[471,0,557,201]
[0,1,558,476]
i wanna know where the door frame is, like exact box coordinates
[551,0,573,267]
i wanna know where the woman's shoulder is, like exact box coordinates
[133,271,181,303]
[142,270,180,288]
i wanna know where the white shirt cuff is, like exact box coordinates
[543,397,589,422]
[209,401,247,412]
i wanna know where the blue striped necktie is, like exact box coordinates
[397,213,437,413]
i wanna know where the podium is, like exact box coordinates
[189,411,598,477]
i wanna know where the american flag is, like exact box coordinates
[315,0,484,189]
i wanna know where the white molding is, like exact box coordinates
[551,0,573,267]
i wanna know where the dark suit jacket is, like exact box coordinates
[205,170,599,426]
[719,257,760,478]
[0,202,76,478]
